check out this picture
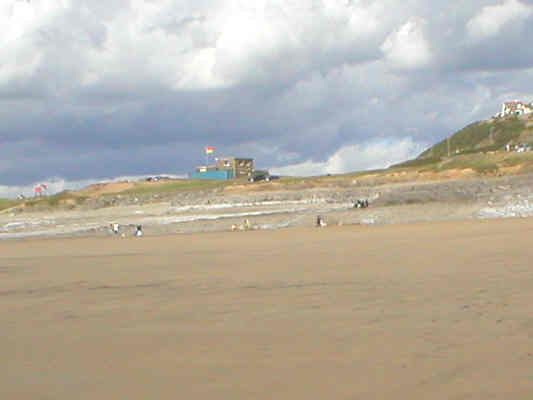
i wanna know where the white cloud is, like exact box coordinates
[381,18,432,69]
[0,0,389,92]
[212,0,383,85]
[0,1,53,84]
[271,138,427,177]
[467,0,533,40]
[2,1,533,185]
[0,173,187,199]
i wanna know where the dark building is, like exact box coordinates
[190,157,255,180]
[216,157,254,178]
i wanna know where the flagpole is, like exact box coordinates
[205,146,214,168]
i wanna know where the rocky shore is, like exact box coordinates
[2,173,533,239]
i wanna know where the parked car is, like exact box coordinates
[145,175,168,182]
[248,170,271,182]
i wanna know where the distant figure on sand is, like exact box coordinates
[316,215,326,227]
[135,225,143,237]
[354,199,369,209]
[110,223,120,235]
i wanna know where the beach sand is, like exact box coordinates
[2,218,533,399]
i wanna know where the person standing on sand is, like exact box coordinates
[110,223,119,234]
[135,225,143,237]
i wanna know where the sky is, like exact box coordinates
[2,0,533,190]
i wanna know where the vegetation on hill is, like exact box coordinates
[114,179,233,196]
[3,114,533,213]
[418,116,531,159]
[0,198,21,212]
[12,192,87,211]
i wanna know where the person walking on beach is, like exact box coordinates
[110,223,120,235]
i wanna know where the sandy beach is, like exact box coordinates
[3,172,533,239]
[3,218,533,399]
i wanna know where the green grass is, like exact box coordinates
[419,121,489,158]
[115,179,232,196]
[23,192,88,209]
[0,198,21,212]
[419,117,526,159]
[500,152,533,167]
[492,118,524,146]
[437,155,499,173]
[389,156,441,169]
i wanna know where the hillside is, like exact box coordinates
[3,148,533,215]
[418,114,533,159]
[4,112,533,215]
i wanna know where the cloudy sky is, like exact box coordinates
[2,0,533,187]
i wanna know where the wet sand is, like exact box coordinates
[3,218,533,399]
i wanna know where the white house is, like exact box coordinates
[500,100,533,117]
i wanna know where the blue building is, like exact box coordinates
[189,170,234,180]
[189,157,254,180]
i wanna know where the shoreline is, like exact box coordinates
[1,200,532,241]
[3,172,533,240]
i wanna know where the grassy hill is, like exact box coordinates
[5,148,533,214]
[418,115,533,159]
[3,113,533,214]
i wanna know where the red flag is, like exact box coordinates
[205,146,214,154]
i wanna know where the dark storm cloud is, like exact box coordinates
[2,0,533,183]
